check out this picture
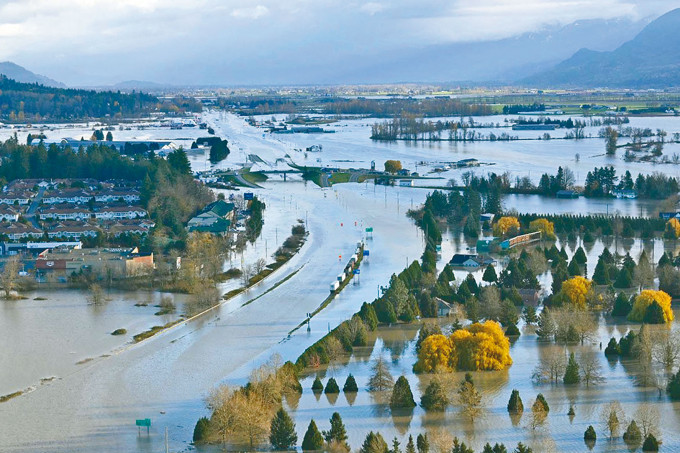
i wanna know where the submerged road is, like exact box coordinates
[0,181,427,453]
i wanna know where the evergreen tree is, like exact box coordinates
[391,437,401,453]
[604,338,620,356]
[324,377,340,394]
[592,257,610,285]
[642,434,659,452]
[505,323,521,337]
[623,420,642,446]
[451,438,474,453]
[613,267,633,289]
[537,308,556,340]
[507,389,524,414]
[270,408,298,451]
[343,374,359,392]
[513,443,533,453]
[584,425,597,441]
[535,393,549,412]
[312,376,323,393]
[483,264,498,283]
[643,301,666,324]
[323,412,349,451]
[611,292,632,317]
[564,353,580,384]
[193,417,210,444]
[301,420,324,451]
[522,305,538,325]
[420,380,449,411]
[390,376,416,408]
[359,302,379,330]
[573,246,587,264]
[667,371,680,400]
[567,258,582,277]
[416,434,429,453]
[405,435,416,453]
[360,432,388,453]
[551,261,569,294]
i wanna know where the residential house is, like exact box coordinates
[0,192,33,205]
[36,246,154,279]
[0,223,44,240]
[187,200,234,235]
[94,190,141,204]
[42,189,93,205]
[0,206,20,222]
[47,222,100,239]
[94,206,147,220]
[38,206,92,221]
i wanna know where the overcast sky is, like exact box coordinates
[0,0,677,86]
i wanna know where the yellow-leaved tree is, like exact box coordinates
[492,216,520,237]
[529,218,555,240]
[628,289,674,323]
[414,334,453,373]
[415,321,512,372]
[666,218,680,239]
[560,276,592,310]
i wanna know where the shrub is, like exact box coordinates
[584,425,597,441]
[311,376,323,393]
[667,371,680,400]
[642,434,659,452]
[390,376,416,408]
[505,323,521,337]
[535,393,549,412]
[643,301,667,324]
[343,374,358,392]
[420,380,448,411]
[193,417,210,444]
[324,377,340,394]
[604,338,620,356]
[623,420,642,446]
[507,389,524,414]
[111,328,127,335]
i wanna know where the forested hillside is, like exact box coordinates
[0,76,198,122]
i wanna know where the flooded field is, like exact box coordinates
[2,111,680,452]
[284,312,680,453]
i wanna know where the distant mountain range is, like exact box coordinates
[522,8,680,88]
[0,61,65,87]
[4,9,680,90]
[338,17,649,85]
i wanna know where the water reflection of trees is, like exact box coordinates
[378,326,419,363]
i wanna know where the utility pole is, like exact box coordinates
[165,427,169,453]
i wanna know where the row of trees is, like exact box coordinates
[0,75,189,121]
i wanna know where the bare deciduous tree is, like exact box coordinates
[579,351,605,387]
[634,403,660,439]
[532,346,567,384]
[0,256,20,299]
[368,356,394,392]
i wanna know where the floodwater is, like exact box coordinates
[285,311,680,453]
[0,181,426,453]
[244,112,680,187]
[0,289,189,396]
[2,111,680,452]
